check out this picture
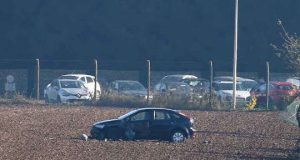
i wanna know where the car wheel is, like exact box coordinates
[170,130,186,143]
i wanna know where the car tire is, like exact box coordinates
[170,130,186,143]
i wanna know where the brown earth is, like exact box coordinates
[0,104,299,160]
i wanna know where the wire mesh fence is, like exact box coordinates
[0,59,299,111]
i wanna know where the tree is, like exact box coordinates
[271,20,300,72]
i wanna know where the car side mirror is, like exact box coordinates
[54,86,59,90]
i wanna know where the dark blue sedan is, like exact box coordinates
[90,108,196,142]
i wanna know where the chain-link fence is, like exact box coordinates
[1,59,299,111]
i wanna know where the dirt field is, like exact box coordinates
[0,104,299,160]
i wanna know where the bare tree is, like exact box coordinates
[271,19,300,72]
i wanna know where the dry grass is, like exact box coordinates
[0,104,299,160]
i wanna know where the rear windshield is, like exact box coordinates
[59,76,78,80]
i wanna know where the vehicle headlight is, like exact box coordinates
[95,124,105,129]
[61,90,71,96]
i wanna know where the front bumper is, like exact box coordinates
[188,127,197,138]
[60,95,91,103]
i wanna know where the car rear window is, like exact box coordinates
[59,76,78,80]
[276,85,293,90]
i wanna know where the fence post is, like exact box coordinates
[209,60,213,109]
[36,59,40,100]
[94,59,98,101]
[147,60,151,104]
[266,61,270,110]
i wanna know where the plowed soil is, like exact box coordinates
[0,104,299,160]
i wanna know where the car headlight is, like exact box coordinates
[95,124,105,129]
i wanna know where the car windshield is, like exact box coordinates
[118,81,146,91]
[241,81,258,90]
[217,83,243,91]
[60,81,85,89]
[276,85,294,90]
[59,76,78,80]
[167,83,191,92]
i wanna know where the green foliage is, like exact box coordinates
[271,20,300,72]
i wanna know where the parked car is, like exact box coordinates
[154,74,202,98]
[90,108,196,142]
[250,81,298,109]
[213,80,250,103]
[108,80,151,100]
[154,82,193,98]
[58,74,101,99]
[159,75,198,83]
[286,77,300,89]
[44,79,92,103]
[214,76,257,91]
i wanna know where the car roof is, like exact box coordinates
[132,108,177,112]
[113,80,141,83]
[271,81,293,86]
[213,80,242,84]
[287,77,300,80]
[163,75,198,79]
[214,76,255,82]
[60,74,95,78]
[57,79,82,82]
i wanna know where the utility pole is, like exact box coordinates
[36,59,40,100]
[233,0,239,110]
[209,60,213,109]
[147,60,151,104]
[94,59,98,101]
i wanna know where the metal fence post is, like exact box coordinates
[94,59,98,101]
[36,59,40,100]
[266,61,270,110]
[147,60,151,104]
[209,60,213,109]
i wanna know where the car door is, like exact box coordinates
[127,110,152,139]
[149,110,174,139]
[48,80,60,100]
[255,84,267,104]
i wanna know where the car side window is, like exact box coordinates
[130,111,151,121]
[51,81,59,88]
[154,83,161,91]
[80,77,86,83]
[154,111,171,120]
[86,77,94,83]
[160,83,167,91]
[258,85,266,92]
[171,113,182,119]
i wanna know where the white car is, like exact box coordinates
[214,76,257,91]
[286,77,300,89]
[213,81,250,103]
[44,79,92,103]
[58,74,101,99]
